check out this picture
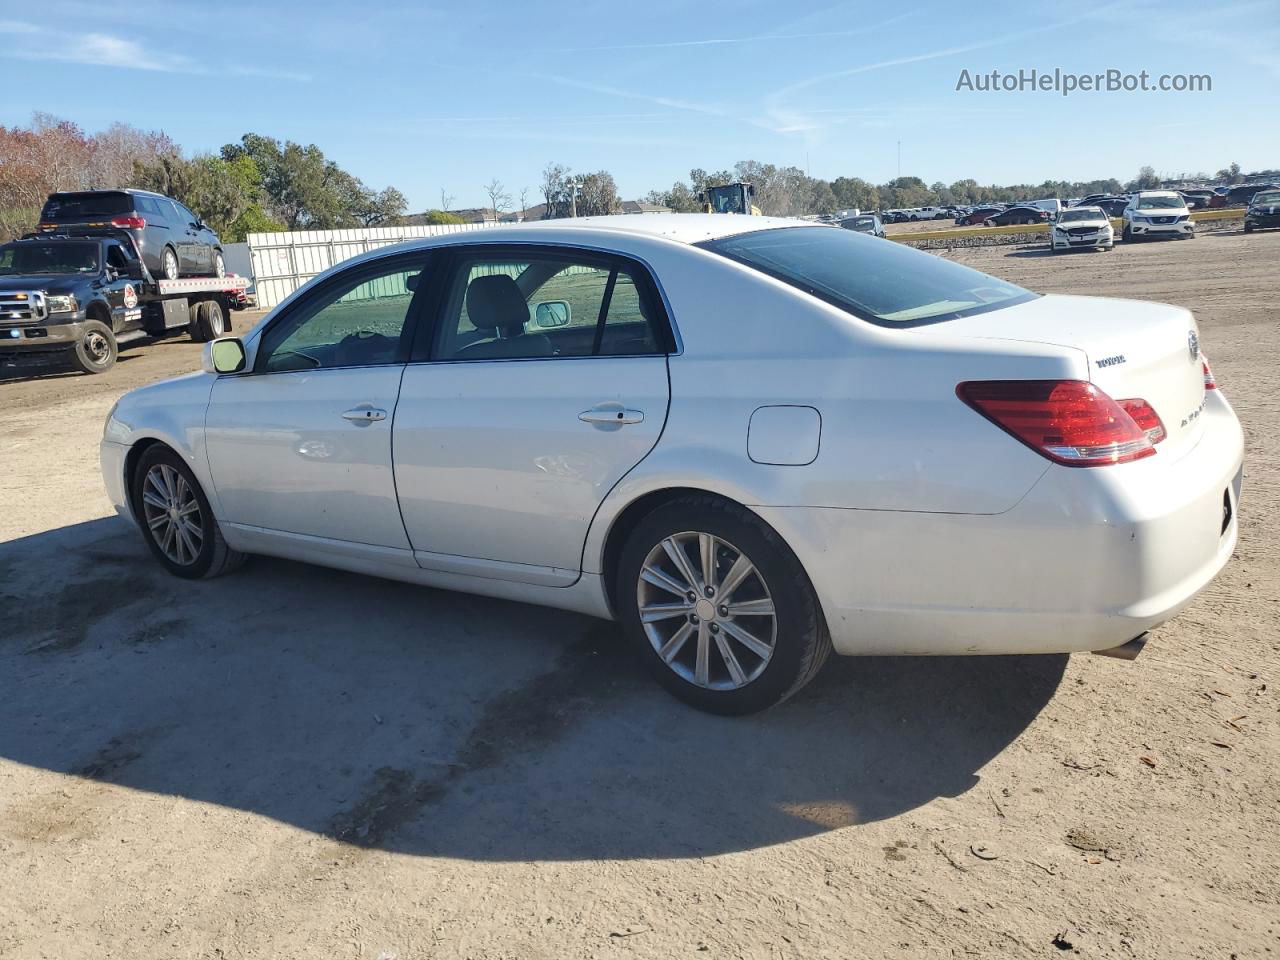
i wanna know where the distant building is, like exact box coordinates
[621,200,671,215]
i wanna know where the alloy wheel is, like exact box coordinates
[636,531,777,690]
[140,463,204,566]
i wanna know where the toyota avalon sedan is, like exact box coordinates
[101,215,1244,714]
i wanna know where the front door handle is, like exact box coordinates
[579,407,644,425]
[342,407,387,423]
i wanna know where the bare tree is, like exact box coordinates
[517,185,530,219]
[439,188,455,212]
[483,178,510,220]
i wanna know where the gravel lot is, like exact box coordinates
[1,229,1277,959]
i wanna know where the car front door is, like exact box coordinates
[204,252,432,558]
[392,246,673,585]
[174,201,209,273]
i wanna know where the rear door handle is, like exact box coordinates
[342,407,387,423]
[579,407,644,425]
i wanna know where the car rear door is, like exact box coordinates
[204,251,433,557]
[392,245,673,585]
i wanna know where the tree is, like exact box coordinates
[575,170,621,217]
[517,186,530,219]
[483,178,510,220]
[540,163,571,218]
[439,189,455,212]
[1215,162,1242,184]
[1128,165,1161,191]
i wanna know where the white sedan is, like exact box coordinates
[1051,206,1115,251]
[100,215,1244,714]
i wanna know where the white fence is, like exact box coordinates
[245,223,502,310]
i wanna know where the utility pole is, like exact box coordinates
[569,182,580,218]
[897,140,901,179]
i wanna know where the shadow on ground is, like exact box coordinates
[0,517,1065,861]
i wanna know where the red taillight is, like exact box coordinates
[957,380,1156,467]
[111,215,146,229]
[1117,398,1166,445]
[1201,354,1217,390]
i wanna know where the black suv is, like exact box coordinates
[37,189,224,281]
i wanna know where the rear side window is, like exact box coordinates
[699,226,1036,327]
[41,192,133,219]
[134,196,160,215]
[432,250,666,361]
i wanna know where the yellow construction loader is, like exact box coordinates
[701,182,762,215]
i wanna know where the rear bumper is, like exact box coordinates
[756,390,1244,656]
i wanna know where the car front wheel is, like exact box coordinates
[213,250,226,278]
[617,495,831,715]
[132,446,246,579]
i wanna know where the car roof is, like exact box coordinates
[486,213,811,246]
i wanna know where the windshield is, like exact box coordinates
[1252,191,1280,205]
[1059,208,1105,222]
[1136,195,1184,210]
[845,217,876,230]
[40,192,133,219]
[700,226,1036,327]
[0,242,100,275]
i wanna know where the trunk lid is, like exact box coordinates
[937,293,1208,457]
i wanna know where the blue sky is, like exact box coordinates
[2,0,1277,210]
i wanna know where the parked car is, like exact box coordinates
[957,206,1004,225]
[984,206,1049,226]
[839,214,885,238]
[1179,189,1215,209]
[1074,195,1113,208]
[1122,191,1194,241]
[1030,199,1064,217]
[1050,206,1115,252]
[1243,188,1280,232]
[37,189,224,281]
[1224,183,1279,206]
[100,215,1243,715]
[1091,198,1130,218]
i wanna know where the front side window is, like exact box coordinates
[258,257,426,372]
[700,226,1035,327]
[434,251,663,360]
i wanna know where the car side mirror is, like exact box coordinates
[534,300,572,328]
[203,337,247,375]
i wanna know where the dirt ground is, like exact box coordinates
[1,230,1277,960]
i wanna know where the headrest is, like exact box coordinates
[466,274,528,337]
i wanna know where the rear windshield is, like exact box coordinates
[700,226,1036,327]
[41,192,133,219]
[0,241,100,275]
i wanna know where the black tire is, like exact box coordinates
[984,219,996,227]
[190,299,226,342]
[161,246,180,281]
[1122,225,1133,243]
[131,445,246,580]
[70,319,117,374]
[1244,223,1254,233]
[616,495,832,715]
[212,250,226,278]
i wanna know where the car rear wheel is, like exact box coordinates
[70,319,117,374]
[617,495,831,715]
[132,446,246,580]
[161,246,180,281]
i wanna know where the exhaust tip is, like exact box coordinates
[1091,632,1149,662]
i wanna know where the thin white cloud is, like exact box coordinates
[551,13,915,53]
[760,12,1099,135]
[0,22,309,80]
[534,74,729,118]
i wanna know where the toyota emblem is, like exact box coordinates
[1188,330,1199,361]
